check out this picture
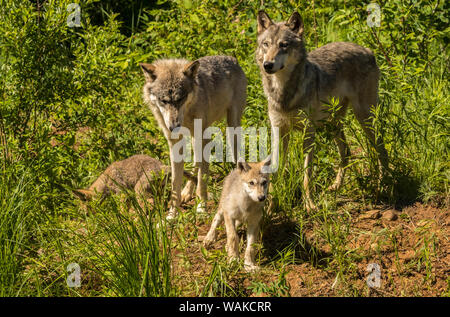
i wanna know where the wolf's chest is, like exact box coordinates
[233,201,262,221]
[265,74,311,111]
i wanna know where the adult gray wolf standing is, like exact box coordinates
[140,56,247,219]
[256,10,389,211]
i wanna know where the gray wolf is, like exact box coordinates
[140,56,247,219]
[256,10,389,211]
[73,154,195,203]
[203,156,272,272]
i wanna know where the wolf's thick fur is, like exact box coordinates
[256,11,389,211]
[73,154,195,202]
[140,56,247,219]
[204,157,271,272]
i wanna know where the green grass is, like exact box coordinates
[0,166,39,296]
[82,178,174,297]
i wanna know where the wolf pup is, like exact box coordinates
[73,154,195,202]
[203,156,271,272]
[256,11,389,211]
[140,56,247,219]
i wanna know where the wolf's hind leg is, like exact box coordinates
[181,179,196,203]
[303,126,317,212]
[194,136,209,213]
[352,92,389,174]
[328,122,350,191]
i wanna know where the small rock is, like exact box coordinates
[361,209,381,220]
[382,209,399,221]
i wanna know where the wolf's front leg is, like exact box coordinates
[203,208,223,247]
[244,213,262,272]
[268,113,290,169]
[193,136,209,213]
[224,212,239,262]
[167,149,184,220]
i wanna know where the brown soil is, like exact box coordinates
[171,202,450,297]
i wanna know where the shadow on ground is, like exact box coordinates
[260,216,330,267]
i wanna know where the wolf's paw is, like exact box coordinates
[227,256,240,268]
[202,234,215,248]
[305,201,318,213]
[196,201,206,214]
[166,207,178,221]
[327,182,340,191]
[181,181,195,203]
[244,263,259,273]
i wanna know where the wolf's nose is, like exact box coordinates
[258,195,266,202]
[169,123,181,132]
[263,61,274,71]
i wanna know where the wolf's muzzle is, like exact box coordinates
[263,61,274,72]
[169,122,181,132]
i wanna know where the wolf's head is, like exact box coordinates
[237,156,272,203]
[140,59,199,132]
[256,11,306,75]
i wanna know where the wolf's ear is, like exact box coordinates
[286,11,304,36]
[257,10,273,34]
[140,63,157,82]
[237,160,251,173]
[183,60,200,78]
[262,155,272,167]
[260,155,272,173]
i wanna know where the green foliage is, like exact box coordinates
[0,166,42,296]
[248,269,290,296]
[84,176,174,297]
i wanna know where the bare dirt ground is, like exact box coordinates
[172,202,449,297]
[285,203,449,297]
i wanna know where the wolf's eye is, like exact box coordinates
[262,42,269,48]
[249,181,255,186]
[261,180,267,186]
[175,95,186,103]
[279,42,289,48]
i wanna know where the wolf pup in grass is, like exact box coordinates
[140,56,247,220]
[73,154,195,203]
[256,11,389,211]
[204,156,272,272]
